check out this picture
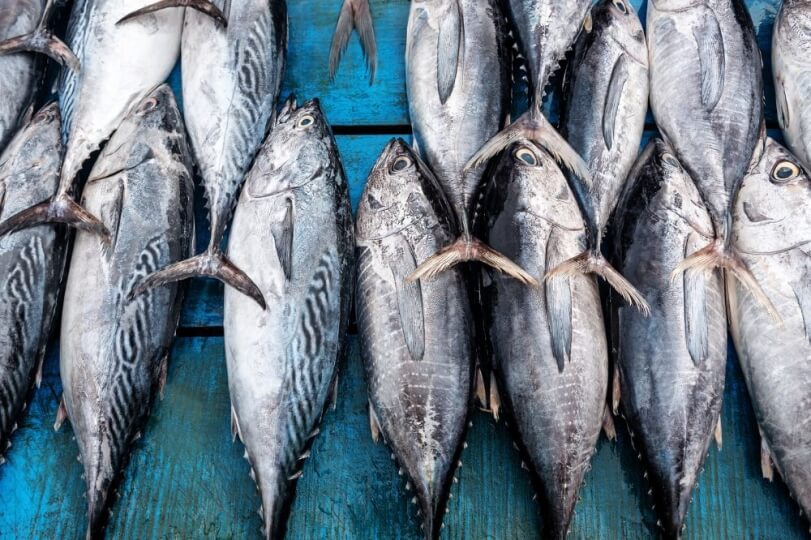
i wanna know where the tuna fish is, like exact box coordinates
[728,136,811,524]
[464,0,592,183]
[476,140,608,538]
[0,0,78,152]
[130,0,288,309]
[224,97,354,540]
[772,0,811,169]
[405,0,534,285]
[647,0,776,317]
[611,139,727,538]
[56,85,194,539]
[356,139,473,539]
[0,103,66,462]
[329,0,377,83]
[552,0,650,313]
[0,0,200,240]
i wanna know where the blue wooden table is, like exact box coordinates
[1,1,808,538]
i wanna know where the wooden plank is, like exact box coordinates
[0,337,806,538]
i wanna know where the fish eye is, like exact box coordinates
[662,153,679,167]
[137,97,158,114]
[614,0,627,13]
[391,156,413,173]
[515,147,539,166]
[771,160,801,183]
[297,114,315,128]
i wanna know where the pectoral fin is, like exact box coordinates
[683,236,709,365]
[437,0,464,104]
[694,14,725,111]
[602,54,630,151]
[390,235,425,361]
[270,198,294,280]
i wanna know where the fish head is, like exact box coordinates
[244,96,338,199]
[0,102,62,212]
[357,138,453,240]
[590,0,647,65]
[87,85,182,183]
[735,137,811,254]
[489,139,583,232]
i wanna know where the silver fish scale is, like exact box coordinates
[183,0,286,240]
[0,0,44,150]
[406,0,509,226]
[224,101,352,538]
[730,138,811,519]
[0,105,63,456]
[648,0,762,237]
[356,142,471,536]
[479,147,606,538]
[614,141,726,535]
[59,87,193,533]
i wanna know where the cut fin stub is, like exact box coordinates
[714,417,722,450]
[0,196,110,241]
[670,239,781,324]
[0,26,80,73]
[128,250,267,309]
[406,236,538,286]
[761,436,775,481]
[545,250,650,316]
[329,0,378,84]
[602,406,617,441]
[463,110,592,186]
[368,402,381,444]
[116,0,228,27]
[54,397,68,431]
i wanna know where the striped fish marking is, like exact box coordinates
[100,236,164,472]
[57,0,93,137]
[0,234,46,444]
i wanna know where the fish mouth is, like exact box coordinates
[361,218,422,240]
[516,210,583,232]
[247,166,324,199]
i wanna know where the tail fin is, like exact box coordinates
[0,26,79,72]
[546,251,650,315]
[464,110,591,185]
[329,0,377,84]
[116,0,228,27]
[0,195,109,240]
[406,236,538,286]
[671,240,781,323]
[129,250,266,309]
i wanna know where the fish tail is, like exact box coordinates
[329,0,377,84]
[0,23,79,72]
[546,251,650,315]
[463,110,592,185]
[128,250,266,309]
[670,240,781,324]
[116,0,228,27]
[406,236,538,287]
[0,195,109,240]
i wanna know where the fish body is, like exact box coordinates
[647,0,762,247]
[552,0,650,312]
[773,0,811,169]
[505,0,591,107]
[612,139,727,538]
[58,0,184,190]
[0,0,45,151]
[0,103,65,459]
[224,98,354,540]
[476,141,607,539]
[59,85,194,538]
[131,0,288,308]
[728,137,811,522]
[356,139,473,540]
[406,0,509,229]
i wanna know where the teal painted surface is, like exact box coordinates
[0,0,808,539]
